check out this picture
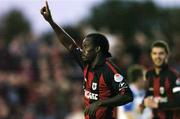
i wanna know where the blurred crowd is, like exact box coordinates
[0,25,180,119]
[0,32,84,119]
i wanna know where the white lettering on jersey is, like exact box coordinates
[176,78,180,85]
[160,87,165,94]
[149,87,154,91]
[84,90,98,100]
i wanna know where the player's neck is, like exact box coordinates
[154,63,168,75]
[91,53,105,69]
[133,82,142,90]
[155,67,161,75]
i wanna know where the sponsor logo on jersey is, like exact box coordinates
[119,82,125,88]
[114,73,123,82]
[119,82,128,91]
[84,90,98,100]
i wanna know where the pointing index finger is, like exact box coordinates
[45,0,49,10]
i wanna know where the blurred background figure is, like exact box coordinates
[65,81,84,119]
[0,97,9,119]
[117,65,152,119]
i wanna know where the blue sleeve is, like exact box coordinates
[123,91,135,112]
[123,102,133,112]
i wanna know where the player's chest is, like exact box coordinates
[148,76,172,96]
[83,70,108,92]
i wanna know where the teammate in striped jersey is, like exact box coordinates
[143,40,180,119]
[40,1,133,119]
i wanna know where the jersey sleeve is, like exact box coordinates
[123,102,134,112]
[141,71,153,107]
[70,46,84,69]
[113,74,130,96]
[171,71,180,95]
[103,65,132,97]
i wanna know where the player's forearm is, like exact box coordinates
[48,20,78,51]
[41,1,77,50]
[100,90,133,107]
[158,101,180,110]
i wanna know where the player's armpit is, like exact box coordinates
[100,88,133,108]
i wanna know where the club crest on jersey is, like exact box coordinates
[114,73,123,82]
[92,82,97,90]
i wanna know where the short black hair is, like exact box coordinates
[127,65,144,83]
[86,33,111,57]
[151,40,170,54]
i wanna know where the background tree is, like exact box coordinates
[84,0,180,45]
[1,9,31,44]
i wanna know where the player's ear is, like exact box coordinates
[165,53,169,63]
[95,46,101,53]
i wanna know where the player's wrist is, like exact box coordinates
[98,100,103,107]
[48,18,54,24]
[99,99,111,107]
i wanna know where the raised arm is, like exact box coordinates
[40,0,78,51]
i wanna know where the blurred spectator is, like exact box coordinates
[0,38,19,72]
[0,97,9,119]
[65,81,84,119]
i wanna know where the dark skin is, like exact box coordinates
[41,1,133,116]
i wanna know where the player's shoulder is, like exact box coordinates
[146,67,154,76]
[168,67,180,78]
[103,59,126,82]
[104,59,120,74]
[101,60,117,79]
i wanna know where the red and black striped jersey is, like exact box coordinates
[71,47,132,119]
[145,64,180,119]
